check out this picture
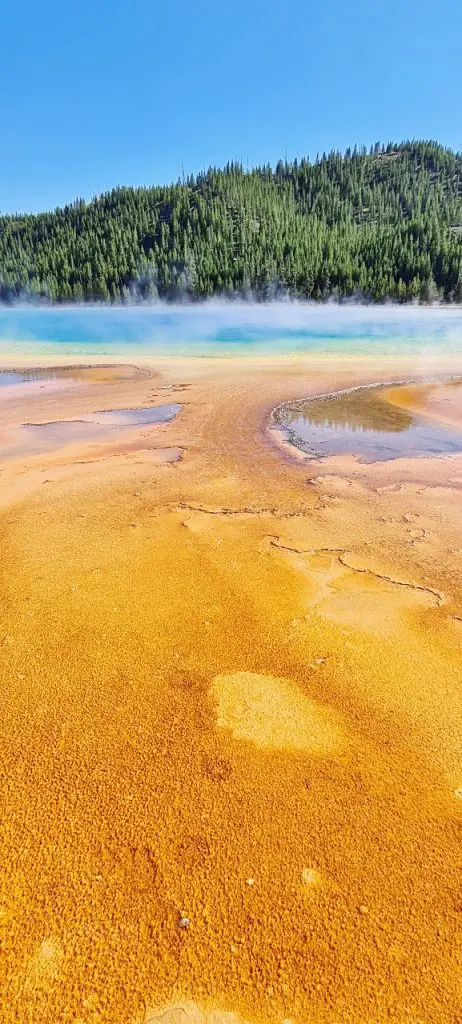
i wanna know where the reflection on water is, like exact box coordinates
[76,406,180,426]
[0,365,148,388]
[0,368,80,387]
[0,404,180,460]
[277,382,462,462]
[0,372,26,387]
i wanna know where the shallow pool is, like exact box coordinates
[275,380,462,462]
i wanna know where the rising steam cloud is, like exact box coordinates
[1,301,462,361]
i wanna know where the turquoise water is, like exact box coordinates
[1,304,462,359]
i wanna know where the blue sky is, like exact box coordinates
[2,0,461,214]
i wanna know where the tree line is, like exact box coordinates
[1,140,462,304]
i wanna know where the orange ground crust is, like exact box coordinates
[0,356,461,1024]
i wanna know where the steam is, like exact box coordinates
[1,300,462,361]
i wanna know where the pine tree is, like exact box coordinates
[1,141,462,303]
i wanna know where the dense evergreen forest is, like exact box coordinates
[2,141,462,304]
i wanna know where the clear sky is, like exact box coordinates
[2,0,461,214]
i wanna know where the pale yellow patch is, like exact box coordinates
[24,935,64,991]
[211,672,342,754]
[318,571,436,636]
[301,867,322,888]
[273,544,439,636]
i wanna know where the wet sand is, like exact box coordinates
[0,354,461,1024]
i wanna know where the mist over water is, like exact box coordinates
[1,303,462,359]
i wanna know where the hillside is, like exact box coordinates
[1,140,462,303]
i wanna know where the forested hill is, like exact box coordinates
[2,141,462,304]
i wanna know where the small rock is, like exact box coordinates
[178,916,190,930]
